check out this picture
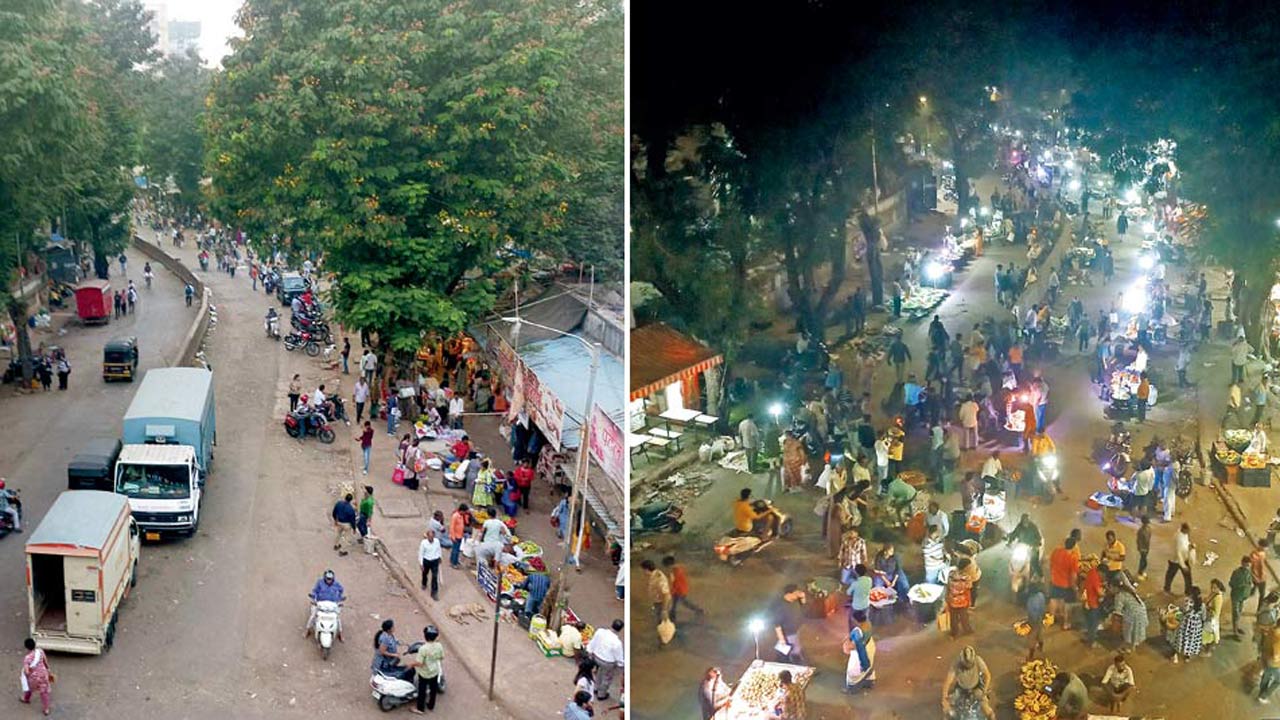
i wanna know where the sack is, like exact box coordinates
[813,496,831,517]
[460,536,476,558]
[657,617,676,645]
[391,465,405,485]
[936,607,951,633]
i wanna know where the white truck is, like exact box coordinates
[115,368,215,538]
[26,490,141,654]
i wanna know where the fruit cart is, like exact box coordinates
[725,660,814,720]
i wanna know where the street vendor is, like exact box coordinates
[1247,422,1270,455]
[885,474,918,526]
[941,646,995,720]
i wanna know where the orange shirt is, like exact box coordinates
[1009,345,1024,364]
[670,564,690,597]
[1049,547,1079,589]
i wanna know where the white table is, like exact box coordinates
[659,407,702,424]
[692,414,719,428]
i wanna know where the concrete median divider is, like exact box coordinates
[130,235,211,368]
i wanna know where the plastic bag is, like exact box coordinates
[391,465,405,485]
[936,607,950,633]
[460,536,476,559]
[657,617,676,645]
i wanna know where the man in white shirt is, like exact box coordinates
[981,451,1002,480]
[353,377,370,423]
[418,529,442,599]
[587,619,625,700]
[476,514,510,568]
[361,349,378,386]
[926,500,950,538]
[958,397,980,450]
[448,394,465,430]
[1164,522,1195,595]
[738,413,761,473]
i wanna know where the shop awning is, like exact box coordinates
[629,323,723,401]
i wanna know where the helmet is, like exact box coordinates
[0,478,6,489]
[299,394,309,405]
[423,624,439,641]
[323,569,335,581]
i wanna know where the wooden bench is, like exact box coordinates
[647,427,683,451]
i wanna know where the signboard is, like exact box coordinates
[71,589,97,603]
[522,362,565,451]
[477,562,499,602]
[588,404,624,486]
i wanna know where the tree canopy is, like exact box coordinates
[204,0,622,356]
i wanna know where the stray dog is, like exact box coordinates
[446,603,488,625]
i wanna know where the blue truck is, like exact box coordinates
[114,368,215,537]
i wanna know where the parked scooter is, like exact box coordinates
[369,639,447,711]
[285,409,336,443]
[713,500,792,566]
[631,502,684,534]
[312,600,342,660]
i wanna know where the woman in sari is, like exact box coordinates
[20,637,52,715]
[781,433,807,492]
[1113,579,1149,652]
[1203,579,1225,656]
[843,623,876,693]
[472,458,496,508]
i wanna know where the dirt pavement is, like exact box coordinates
[631,175,1277,719]
[0,227,509,719]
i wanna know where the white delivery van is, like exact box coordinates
[25,490,141,654]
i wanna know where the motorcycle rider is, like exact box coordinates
[305,569,346,640]
[265,307,280,338]
[732,488,776,541]
[941,645,996,720]
[1030,431,1061,497]
[0,479,21,532]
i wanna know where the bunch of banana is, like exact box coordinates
[1013,688,1053,719]
[1018,658,1057,691]
[736,671,781,706]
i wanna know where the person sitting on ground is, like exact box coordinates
[1101,653,1135,713]
[941,646,995,720]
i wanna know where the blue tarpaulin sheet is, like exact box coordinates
[515,335,624,449]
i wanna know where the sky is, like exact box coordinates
[151,0,243,66]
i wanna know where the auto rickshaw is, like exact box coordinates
[102,337,139,382]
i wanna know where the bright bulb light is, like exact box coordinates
[1068,179,1081,192]
[979,206,991,217]
[1042,454,1059,470]
[1125,188,1140,204]
[1139,254,1155,270]
[1142,221,1155,235]
[925,261,946,281]
[748,618,765,634]
[961,217,971,228]
[768,403,783,418]
[1011,543,1030,564]
[1122,286,1147,314]
[919,95,928,105]
[1064,158,1075,171]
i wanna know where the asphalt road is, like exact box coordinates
[0,229,507,719]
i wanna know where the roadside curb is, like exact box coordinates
[130,234,211,368]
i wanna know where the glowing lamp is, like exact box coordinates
[1122,286,1147,314]
[925,261,946,281]
[748,618,765,634]
[1125,187,1140,204]
[768,403,783,419]
[979,206,991,217]
[1142,221,1155,235]
[1139,254,1156,270]
[1068,179,1081,192]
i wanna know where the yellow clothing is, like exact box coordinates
[1103,540,1126,572]
[1031,435,1056,457]
[734,500,763,533]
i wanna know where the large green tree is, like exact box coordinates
[140,51,212,211]
[205,0,622,357]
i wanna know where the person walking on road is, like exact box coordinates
[127,282,137,314]
[587,619,625,700]
[1232,336,1251,385]
[1253,541,1271,613]
[331,493,357,556]
[19,637,53,715]
[418,529,442,600]
[341,337,351,375]
[118,252,128,276]
[357,485,375,541]
[664,555,705,623]
[772,584,809,663]
[1164,523,1195,595]
[738,413,761,473]
[1136,516,1152,579]
[353,376,370,423]
[288,374,302,412]
[888,336,912,383]
[55,356,70,391]
[357,421,374,475]
[1231,555,1256,637]
[361,347,378,386]
[642,559,672,630]
[448,503,469,568]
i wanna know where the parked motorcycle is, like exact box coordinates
[283,331,322,356]
[312,600,342,660]
[631,502,684,534]
[369,641,446,711]
[285,409,336,443]
[714,500,792,567]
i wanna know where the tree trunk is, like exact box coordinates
[860,214,884,306]
[6,298,33,387]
